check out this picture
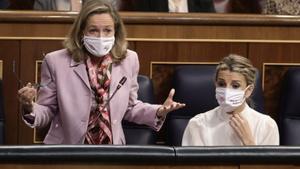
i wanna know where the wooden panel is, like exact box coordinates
[0,23,71,38]
[134,42,247,76]
[19,40,64,144]
[248,43,300,121]
[127,25,300,40]
[249,43,300,70]
[1,12,300,41]
[0,40,20,145]
[262,64,300,121]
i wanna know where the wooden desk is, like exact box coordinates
[0,145,300,169]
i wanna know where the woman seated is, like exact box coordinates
[182,54,279,146]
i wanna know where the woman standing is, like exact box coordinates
[18,0,185,144]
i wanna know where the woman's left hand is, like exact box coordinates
[156,88,186,118]
[230,113,255,145]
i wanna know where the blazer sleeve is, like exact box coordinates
[22,54,58,128]
[123,51,163,131]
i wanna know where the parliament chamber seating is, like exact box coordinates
[1,9,300,150]
[166,65,265,146]
[279,68,300,145]
[122,75,157,145]
[166,65,218,146]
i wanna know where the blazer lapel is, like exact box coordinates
[109,63,120,101]
[108,62,123,125]
[70,59,91,91]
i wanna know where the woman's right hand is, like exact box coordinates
[18,83,37,113]
[230,113,255,145]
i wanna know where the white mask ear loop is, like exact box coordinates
[243,85,253,99]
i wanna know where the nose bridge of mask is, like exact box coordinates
[84,35,114,41]
[102,36,115,45]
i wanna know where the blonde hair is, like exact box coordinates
[215,54,257,86]
[64,0,127,63]
[215,54,258,106]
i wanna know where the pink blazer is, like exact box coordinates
[26,49,162,144]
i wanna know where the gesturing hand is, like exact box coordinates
[156,88,185,118]
[18,83,37,113]
[230,113,255,145]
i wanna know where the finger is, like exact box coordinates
[18,85,36,94]
[230,120,242,137]
[233,114,248,130]
[235,114,246,125]
[165,102,177,110]
[173,102,184,109]
[161,102,186,114]
[168,102,184,110]
[170,102,176,109]
[177,103,186,108]
[231,116,248,138]
[159,105,167,112]
[233,114,244,124]
[19,93,32,102]
[18,90,36,102]
[19,89,35,98]
[167,88,175,100]
[230,116,241,128]
[229,120,237,130]
[173,103,180,109]
[168,103,182,111]
[26,82,33,87]
[164,105,171,110]
[18,91,29,101]
[18,87,29,95]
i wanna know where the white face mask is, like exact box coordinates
[215,87,247,113]
[83,35,115,57]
